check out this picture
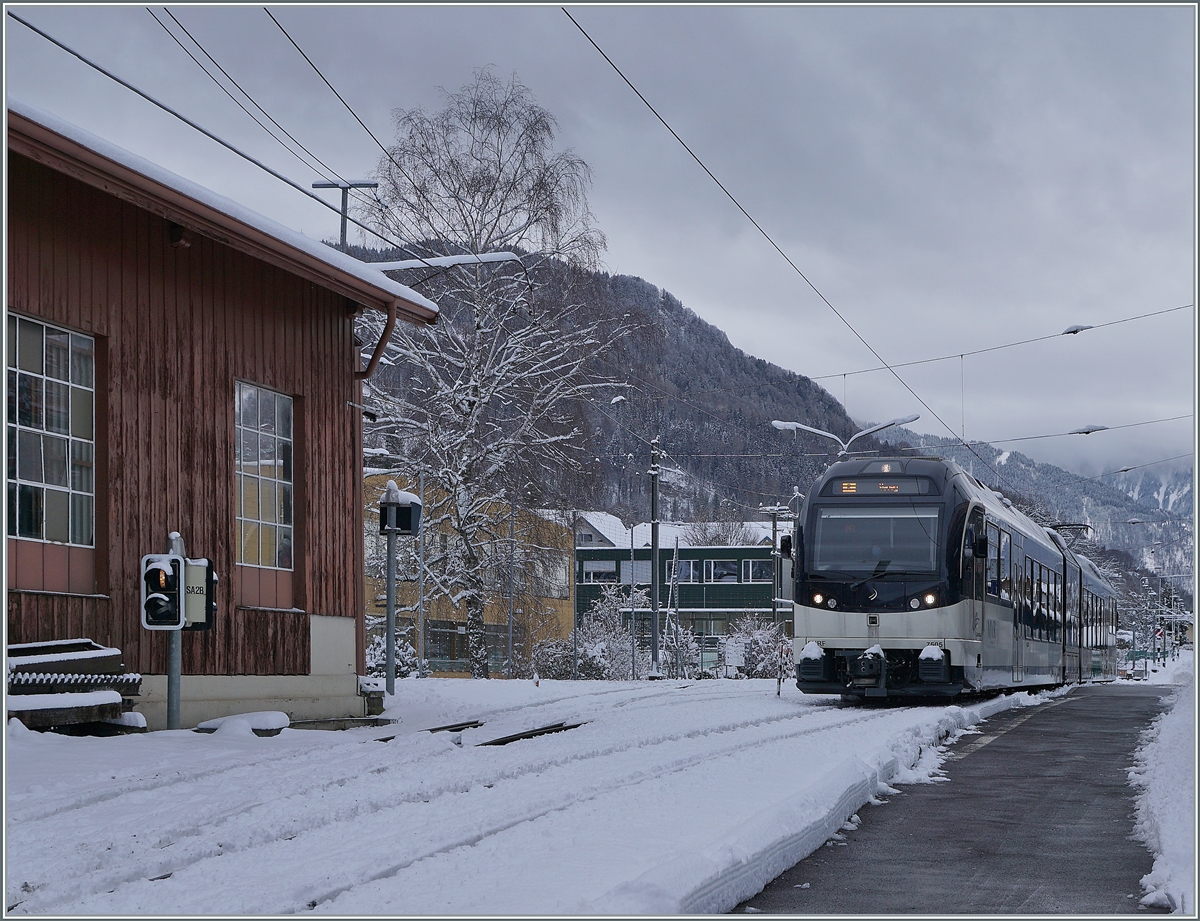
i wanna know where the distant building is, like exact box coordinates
[7,101,437,727]
[363,474,574,675]
[573,513,793,660]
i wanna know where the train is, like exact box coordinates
[789,455,1119,700]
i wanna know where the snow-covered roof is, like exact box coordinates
[7,99,437,324]
[574,512,774,549]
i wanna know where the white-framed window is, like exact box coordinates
[235,381,294,570]
[742,559,773,583]
[668,559,700,583]
[582,559,617,583]
[705,559,738,583]
[7,316,95,546]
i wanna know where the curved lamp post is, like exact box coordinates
[771,414,920,457]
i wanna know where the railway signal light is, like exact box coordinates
[141,553,184,630]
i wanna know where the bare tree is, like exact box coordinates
[358,70,622,677]
[684,500,757,546]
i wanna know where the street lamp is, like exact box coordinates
[771,414,920,457]
[312,180,378,251]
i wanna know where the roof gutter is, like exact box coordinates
[356,299,398,381]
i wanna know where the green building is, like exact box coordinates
[574,513,793,664]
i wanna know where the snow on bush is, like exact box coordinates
[1128,655,1194,914]
[364,626,419,679]
[726,615,792,679]
[534,584,652,680]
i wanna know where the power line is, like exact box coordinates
[263,8,460,267]
[562,8,1011,493]
[1086,453,1194,480]
[147,10,347,194]
[810,304,1194,382]
[7,10,433,264]
[262,9,541,298]
[152,8,382,222]
[980,415,1192,447]
[658,303,1193,397]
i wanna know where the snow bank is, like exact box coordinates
[6,690,122,711]
[587,690,1045,913]
[1129,650,1194,914]
[195,711,290,732]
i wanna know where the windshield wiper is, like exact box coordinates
[851,560,890,590]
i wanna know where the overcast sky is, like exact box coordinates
[5,5,1195,478]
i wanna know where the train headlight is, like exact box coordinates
[827,597,838,610]
[923,593,937,607]
[909,597,921,610]
[812,593,824,606]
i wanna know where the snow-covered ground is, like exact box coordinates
[1129,650,1195,914]
[5,659,1193,915]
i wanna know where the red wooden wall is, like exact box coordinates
[7,152,365,676]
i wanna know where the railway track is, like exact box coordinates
[7,684,939,915]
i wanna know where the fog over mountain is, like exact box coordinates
[358,250,1192,604]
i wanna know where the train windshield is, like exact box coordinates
[810,505,942,574]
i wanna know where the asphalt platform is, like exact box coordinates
[736,682,1174,914]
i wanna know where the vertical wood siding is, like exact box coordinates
[6,153,364,675]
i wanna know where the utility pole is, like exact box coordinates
[166,531,185,730]
[508,494,516,679]
[312,180,378,250]
[417,472,425,675]
[571,512,578,680]
[649,436,662,677]
[630,526,637,680]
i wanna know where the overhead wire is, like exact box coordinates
[589,398,792,510]
[146,10,350,195]
[263,8,541,299]
[811,304,1194,382]
[637,303,1193,399]
[561,8,1012,495]
[1085,453,1194,480]
[150,8,384,222]
[7,10,436,265]
[980,415,1192,447]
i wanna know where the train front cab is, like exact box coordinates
[791,457,1099,701]
[791,457,984,700]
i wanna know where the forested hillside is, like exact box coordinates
[355,246,1191,601]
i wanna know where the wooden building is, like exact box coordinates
[6,101,437,728]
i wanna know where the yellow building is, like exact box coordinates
[363,474,574,676]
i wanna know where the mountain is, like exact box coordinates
[352,246,1191,608]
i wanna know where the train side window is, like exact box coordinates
[1051,571,1060,642]
[1024,558,1035,639]
[986,523,1000,596]
[1035,562,1047,640]
[999,531,1012,600]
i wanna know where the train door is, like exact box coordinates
[966,507,986,639]
[1064,563,1080,684]
[1012,545,1025,682]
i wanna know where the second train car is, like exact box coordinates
[791,455,1118,700]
